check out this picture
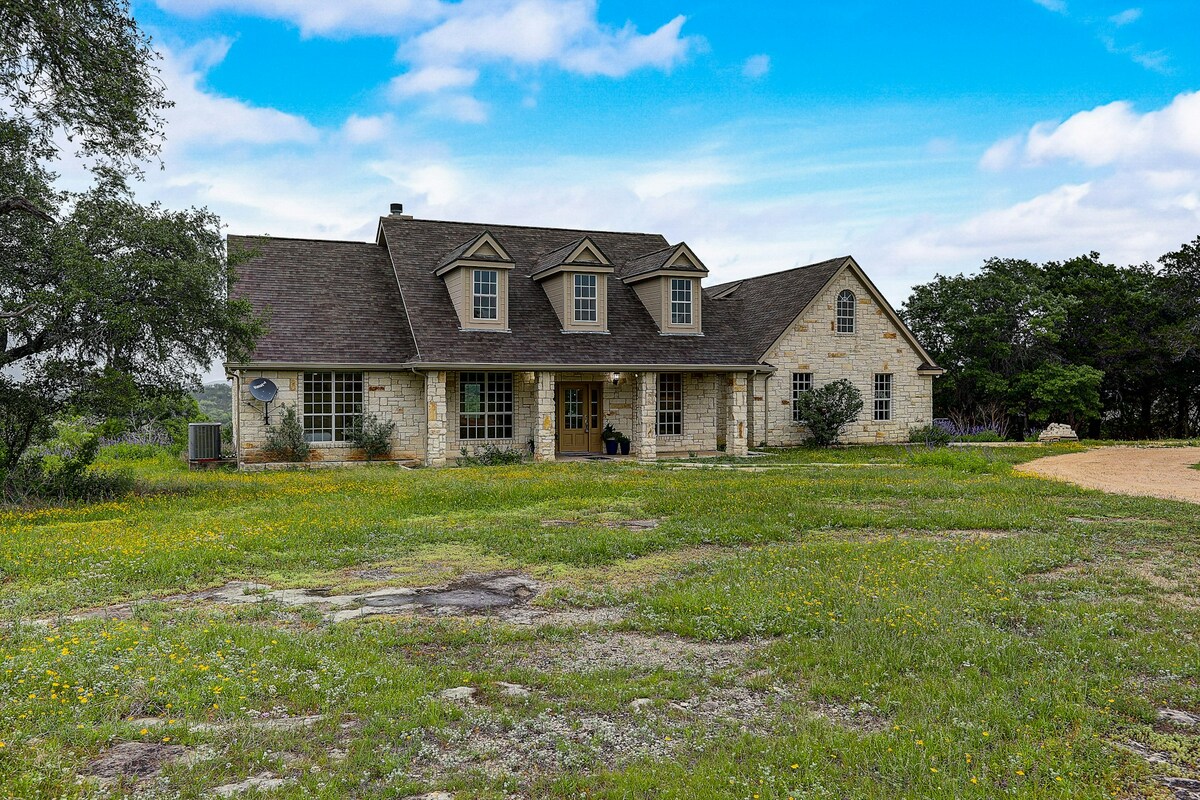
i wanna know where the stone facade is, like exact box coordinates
[752,269,933,445]
[231,269,933,466]
[234,369,424,466]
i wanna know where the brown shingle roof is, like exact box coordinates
[704,256,850,357]
[227,219,889,371]
[377,217,759,366]
[228,235,417,364]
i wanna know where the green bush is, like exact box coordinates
[263,405,309,462]
[349,413,396,462]
[2,435,135,504]
[958,430,1003,443]
[458,443,525,466]
[793,379,864,446]
[908,424,952,447]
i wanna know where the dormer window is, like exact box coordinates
[670,278,693,325]
[573,273,598,323]
[473,269,499,320]
[623,242,708,335]
[533,237,613,332]
[435,231,514,331]
[836,289,856,333]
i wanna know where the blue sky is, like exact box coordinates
[114,0,1199,347]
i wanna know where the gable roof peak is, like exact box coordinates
[434,230,514,275]
[531,236,614,278]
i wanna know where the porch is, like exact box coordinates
[421,369,750,467]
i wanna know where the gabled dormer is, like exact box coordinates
[435,231,514,331]
[622,242,709,335]
[532,237,615,333]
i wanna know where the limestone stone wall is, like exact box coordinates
[756,269,934,445]
[446,370,538,458]
[656,372,721,455]
[235,369,425,466]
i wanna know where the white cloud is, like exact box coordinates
[154,0,695,120]
[742,54,770,79]
[1109,8,1142,26]
[158,40,319,147]
[401,1,693,78]
[1031,0,1067,14]
[152,0,444,37]
[341,114,395,144]
[389,66,479,97]
[986,92,1200,169]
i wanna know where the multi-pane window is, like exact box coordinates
[670,278,693,325]
[472,269,498,320]
[459,372,514,439]
[657,373,683,435]
[302,372,363,443]
[836,289,856,333]
[873,373,892,421]
[573,273,598,322]
[791,372,813,422]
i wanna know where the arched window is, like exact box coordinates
[836,289,856,333]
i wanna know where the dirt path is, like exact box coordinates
[1019,446,1200,504]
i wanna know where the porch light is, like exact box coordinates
[610,372,621,385]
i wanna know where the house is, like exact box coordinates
[225,207,942,466]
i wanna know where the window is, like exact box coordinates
[836,289,855,333]
[573,273,598,322]
[657,373,683,435]
[670,278,693,325]
[302,372,363,443]
[791,372,813,422]
[459,372,513,439]
[472,269,498,320]
[874,373,892,421]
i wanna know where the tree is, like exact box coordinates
[901,244,1199,439]
[793,379,864,447]
[0,0,263,482]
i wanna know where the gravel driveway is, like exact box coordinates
[1019,446,1200,504]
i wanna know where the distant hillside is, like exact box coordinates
[194,381,232,427]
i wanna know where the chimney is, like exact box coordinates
[389,202,412,219]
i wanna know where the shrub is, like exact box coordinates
[458,443,525,466]
[959,430,1003,443]
[793,379,864,446]
[909,424,952,447]
[263,405,309,462]
[349,413,396,462]
[2,434,135,504]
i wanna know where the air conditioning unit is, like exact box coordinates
[188,422,223,461]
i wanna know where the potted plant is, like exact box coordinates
[601,422,619,455]
[617,432,631,456]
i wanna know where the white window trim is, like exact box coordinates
[836,289,856,334]
[669,278,693,326]
[573,273,598,323]
[472,269,499,321]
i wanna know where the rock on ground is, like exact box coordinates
[84,742,186,782]
[212,773,293,797]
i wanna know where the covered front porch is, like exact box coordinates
[420,369,751,467]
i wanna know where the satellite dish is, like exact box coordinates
[248,378,278,424]
[249,378,278,403]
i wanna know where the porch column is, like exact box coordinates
[534,371,556,462]
[726,372,749,457]
[633,371,657,460]
[424,370,448,467]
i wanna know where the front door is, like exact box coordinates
[558,382,603,453]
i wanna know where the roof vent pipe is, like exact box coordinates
[389,203,404,215]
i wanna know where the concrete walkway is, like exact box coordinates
[1018,446,1200,505]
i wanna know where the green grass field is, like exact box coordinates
[1,444,1198,799]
